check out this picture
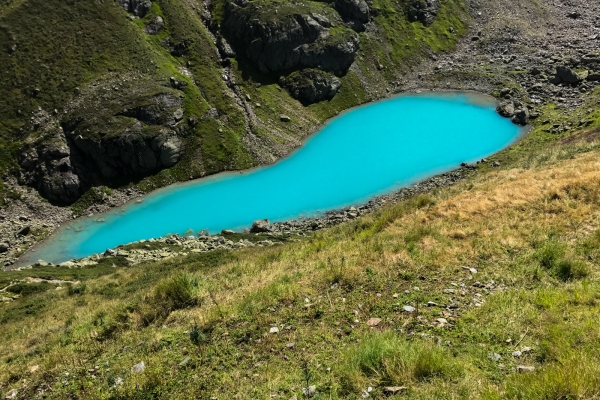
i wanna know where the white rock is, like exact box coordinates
[517,365,535,373]
[131,361,145,374]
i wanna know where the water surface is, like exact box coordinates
[21,93,523,265]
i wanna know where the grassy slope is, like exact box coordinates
[2,90,600,398]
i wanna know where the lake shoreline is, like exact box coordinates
[8,160,497,270]
[6,91,527,270]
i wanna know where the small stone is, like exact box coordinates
[30,365,40,373]
[436,318,448,325]
[403,305,416,313]
[462,266,478,274]
[173,108,184,121]
[521,346,533,353]
[302,385,316,397]
[392,293,398,298]
[269,327,279,334]
[512,351,522,358]
[286,342,295,348]
[280,114,291,122]
[490,353,502,362]
[131,361,145,374]
[517,365,535,373]
[443,289,455,294]
[384,386,407,394]
[427,301,438,307]
[0,243,8,253]
[178,357,191,367]
[366,318,382,327]
[17,226,31,236]
[221,229,234,234]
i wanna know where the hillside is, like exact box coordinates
[2,122,600,398]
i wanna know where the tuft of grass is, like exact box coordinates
[140,273,199,325]
[534,241,589,281]
[339,331,461,393]
[66,283,87,296]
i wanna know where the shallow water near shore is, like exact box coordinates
[19,93,523,266]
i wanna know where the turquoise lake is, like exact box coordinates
[21,93,523,265]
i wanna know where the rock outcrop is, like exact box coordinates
[281,69,342,104]
[553,66,581,84]
[144,16,164,35]
[17,110,84,204]
[408,0,440,26]
[496,101,530,126]
[18,87,186,205]
[223,1,359,76]
[118,0,152,18]
[335,0,370,30]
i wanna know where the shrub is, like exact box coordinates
[67,283,87,295]
[534,241,566,269]
[554,258,589,281]
[338,331,461,394]
[534,240,589,281]
[140,274,199,325]
[154,274,199,311]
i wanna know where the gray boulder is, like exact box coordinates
[587,72,600,81]
[250,219,271,233]
[555,66,581,84]
[17,226,31,237]
[144,16,164,35]
[511,108,530,126]
[496,102,515,118]
[282,69,342,104]
[336,0,370,24]
[408,0,440,26]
